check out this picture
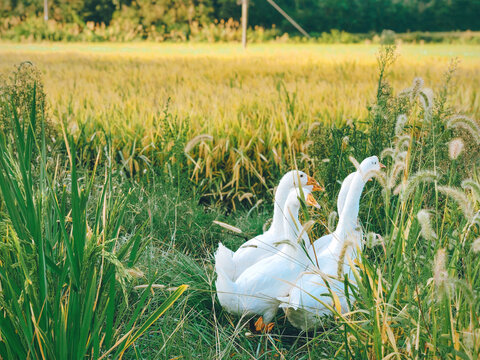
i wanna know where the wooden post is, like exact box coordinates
[241,0,248,48]
[44,0,48,21]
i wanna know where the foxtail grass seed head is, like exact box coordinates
[395,114,408,136]
[396,135,411,152]
[446,115,480,144]
[438,186,474,221]
[448,138,464,160]
[365,232,383,248]
[461,179,480,203]
[184,134,213,153]
[433,248,448,289]
[213,220,242,234]
[419,87,434,113]
[396,170,438,200]
[337,233,359,279]
[410,77,424,100]
[349,156,360,171]
[417,210,437,241]
[381,147,395,160]
[472,238,480,253]
[328,211,338,232]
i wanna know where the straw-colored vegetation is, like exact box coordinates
[1,43,479,206]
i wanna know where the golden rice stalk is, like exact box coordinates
[184,134,213,153]
[213,220,242,234]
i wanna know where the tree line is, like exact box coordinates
[2,0,479,35]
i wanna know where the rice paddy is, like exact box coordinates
[1,43,479,204]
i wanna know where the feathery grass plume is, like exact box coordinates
[461,179,480,203]
[438,185,475,221]
[387,155,407,190]
[396,136,411,151]
[410,77,425,100]
[381,147,395,160]
[417,209,437,241]
[328,211,338,231]
[433,248,448,291]
[472,238,480,253]
[296,219,316,244]
[365,232,383,248]
[213,220,242,234]
[184,134,213,153]
[349,155,360,171]
[448,138,464,159]
[337,233,359,279]
[395,114,408,136]
[394,170,438,199]
[446,115,480,144]
[419,87,434,114]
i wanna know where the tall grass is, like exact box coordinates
[307,49,480,358]
[0,64,186,359]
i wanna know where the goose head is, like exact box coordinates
[280,170,324,193]
[358,156,386,182]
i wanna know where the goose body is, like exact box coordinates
[279,156,384,331]
[216,188,317,325]
[215,170,321,281]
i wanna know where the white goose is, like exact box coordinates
[215,170,322,281]
[310,171,356,257]
[279,156,384,331]
[216,187,319,331]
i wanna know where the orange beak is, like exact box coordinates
[306,193,321,209]
[379,162,386,169]
[307,175,325,192]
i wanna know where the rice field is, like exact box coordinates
[1,42,480,359]
[1,43,479,204]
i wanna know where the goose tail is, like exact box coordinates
[214,243,236,280]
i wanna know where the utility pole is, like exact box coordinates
[241,0,248,48]
[44,0,48,21]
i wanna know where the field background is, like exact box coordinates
[1,42,480,359]
[1,42,479,204]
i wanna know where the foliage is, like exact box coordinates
[1,0,480,42]
[0,67,186,359]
